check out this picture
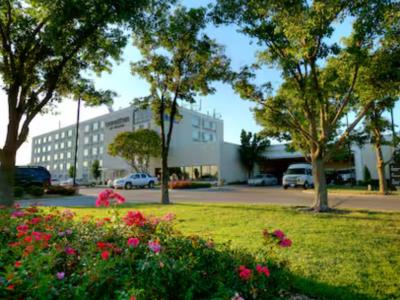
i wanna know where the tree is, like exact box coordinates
[91,160,102,183]
[131,7,230,204]
[213,0,396,211]
[0,0,169,205]
[108,129,161,173]
[68,165,75,179]
[238,130,270,178]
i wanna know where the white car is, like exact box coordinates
[282,163,314,189]
[113,173,158,189]
[248,174,278,186]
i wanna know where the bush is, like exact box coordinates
[13,186,24,198]
[27,185,44,197]
[46,185,77,196]
[169,180,212,189]
[0,191,293,299]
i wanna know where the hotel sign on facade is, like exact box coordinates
[105,117,130,130]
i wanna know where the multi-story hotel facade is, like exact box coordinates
[30,106,247,183]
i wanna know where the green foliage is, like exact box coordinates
[46,185,77,196]
[28,185,44,197]
[238,129,270,177]
[68,165,76,179]
[364,166,372,183]
[13,186,24,198]
[108,129,161,172]
[91,160,102,181]
[0,205,292,299]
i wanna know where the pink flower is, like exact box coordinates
[123,211,146,226]
[95,189,125,207]
[231,293,245,300]
[56,272,65,280]
[238,265,252,281]
[61,209,76,219]
[29,217,42,224]
[16,224,29,233]
[11,210,25,218]
[101,250,110,260]
[127,237,140,248]
[65,229,73,235]
[114,192,126,204]
[279,238,292,248]
[273,229,285,240]
[148,241,161,253]
[161,212,176,222]
[65,246,77,255]
[256,264,270,277]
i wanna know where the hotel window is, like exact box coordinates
[60,153,64,160]
[99,147,103,155]
[192,129,201,142]
[84,137,89,145]
[38,148,41,154]
[61,132,65,139]
[43,137,47,143]
[47,155,51,161]
[99,160,103,167]
[203,120,216,130]
[100,121,105,128]
[60,142,65,149]
[42,146,46,153]
[84,124,90,132]
[93,122,99,131]
[192,116,200,127]
[48,136,52,142]
[92,147,98,156]
[84,149,89,157]
[46,165,50,171]
[38,138,41,145]
[42,156,46,162]
[100,133,104,142]
[55,143,59,150]
[47,145,51,151]
[53,164,58,170]
[83,161,88,167]
[67,152,72,159]
[54,154,58,161]
[68,129,73,137]
[66,163,71,170]
[92,134,98,143]
[67,140,72,148]
[59,163,64,170]
[55,133,59,140]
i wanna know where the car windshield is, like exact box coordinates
[286,168,306,175]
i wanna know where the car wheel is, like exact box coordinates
[303,182,309,190]
[148,181,154,189]
[283,185,288,190]
[125,182,133,190]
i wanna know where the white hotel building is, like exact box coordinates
[30,105,399,186]
[30,106,248,183]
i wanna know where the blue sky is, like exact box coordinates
[0,0,398,164]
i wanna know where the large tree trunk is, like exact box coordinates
[311,156,329,212]
[161,149,170,204]
[374,142,388,195]
[0,147,17,206]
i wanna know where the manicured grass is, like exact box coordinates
[327,185,400,195]
[64,203,400,300]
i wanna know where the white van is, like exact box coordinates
[282,163,313,189]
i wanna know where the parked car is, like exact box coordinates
[51,178,60,186]
[60,178,95,187]
[13,166,51,188]
[113,173,158,189]
[282,163,313,189]
[248,174,278,186]
[337,169,356,184]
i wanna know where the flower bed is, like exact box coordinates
[0,190,292,299]
[169,180,212,189]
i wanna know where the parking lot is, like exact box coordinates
[19,185,400,212]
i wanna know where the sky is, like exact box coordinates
[0,0,399,165]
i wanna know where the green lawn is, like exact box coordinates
[66,203,400,300]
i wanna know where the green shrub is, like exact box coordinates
[0,199,293,299]
[27,185,44,197]
[13,186,24,198]
[169,181,212,189]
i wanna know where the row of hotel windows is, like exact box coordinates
[192,130,216,142]
[34,121,106,145]
[45,160,103,172]
[33,147,104,163]
[192,116,217,130]
[34,134,104,154]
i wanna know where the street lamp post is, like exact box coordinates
[73,97,81,186]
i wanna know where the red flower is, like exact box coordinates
[123,211,146,227]
[273,230,285,240]
[24,236,33,243]
[14,261,22,268]
[11,210,25,218]
[279,238,292,248]
[127,237,140,248]
[256,264,270,277]
[16,224,29,233]
[130,296,136,300]
[238,265,252,281]
[65,246,77,255]
[6,285,14,290]
[26,206,38,213]
[30,217,42,224]
[101,250,110,260]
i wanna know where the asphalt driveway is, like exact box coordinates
[18,185,400,212]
